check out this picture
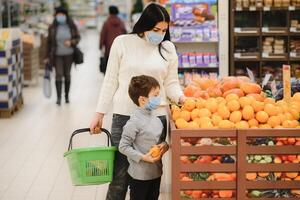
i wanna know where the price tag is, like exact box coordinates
[262,53,269,58]
[289,6,296,10]
[263,6,271,11]
[249,6,256,11]
[262,27,269,32]
[290,27,297,32]
[234,28,242,33]
[282,65,291,102]
[246,68,255,82]
[236,7,242,11]
[262,74,272,88]
[290,52,297,57]
[270,80,277,96]
[234,53,241,58]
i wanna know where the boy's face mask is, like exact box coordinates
[144,96,161,111]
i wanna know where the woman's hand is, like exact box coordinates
[64,40,72,47]
[90,113,104,134]
[179,95,187,105]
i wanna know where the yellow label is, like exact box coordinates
[283,65,291,102]
[0,30,10,40]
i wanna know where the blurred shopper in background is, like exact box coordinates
[45,6,80,105]
[99,6,126,74]
[90,3,185,200]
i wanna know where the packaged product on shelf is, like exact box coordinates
[178,52,218,68]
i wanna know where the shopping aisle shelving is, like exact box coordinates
[0,30,170,200]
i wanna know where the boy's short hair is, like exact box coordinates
[109,6,119,15]
[128,75,160,106]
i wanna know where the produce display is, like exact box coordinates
[181,137,236,146]
[180,155,236,164]
[248,189,300,198]
[181,190,235,199]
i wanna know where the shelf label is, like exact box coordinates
[283,65,291,102]
[263,6,271,11]
[246,68,255,82]
[234,53,241,58]
[262,27,269,32]
[289,6,296,10]
[262,74,272,88]
[262,53,269,58]
[236,7,242,11]
[290,52,297,57]
[234,28,242,33]
[249,6,256,11]
[290,27,297,32]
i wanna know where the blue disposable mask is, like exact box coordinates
[56,15,66,24]
[145,96,161,111]
[145,31,165,46]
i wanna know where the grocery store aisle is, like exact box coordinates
[0,30,170,200]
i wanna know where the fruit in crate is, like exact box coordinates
[171,92,300,129]
[181,190,235,198]
[180,155,236,164]
[149,145,161,158]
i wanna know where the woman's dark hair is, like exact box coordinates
[109,6,119,15]
[132,3,171,60]
[128,75,160,106]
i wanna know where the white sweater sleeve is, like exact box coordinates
[163,41,183,103]
[96,37,123,113]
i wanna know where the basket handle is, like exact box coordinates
[68,128,112,151]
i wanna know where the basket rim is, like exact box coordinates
[64,146,117,157]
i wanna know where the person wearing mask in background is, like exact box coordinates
[100,6,126,74]
[90,3,186,200]
[45,6,80,105]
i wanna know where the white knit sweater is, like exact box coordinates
[96,34,183,116]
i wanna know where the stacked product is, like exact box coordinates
[235,0,297,8]
[178,52,218,68]
[0,28,23,115]
[21,33,40,84]
[291,20,300,29]
[263,37,285,54]
[290,39,300,53]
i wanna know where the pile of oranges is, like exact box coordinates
[172,93,300,129]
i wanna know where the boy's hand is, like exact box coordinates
[157,142,169,156]
[142,152,161,163]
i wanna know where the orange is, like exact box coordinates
[259,124,272,129]
[199,117,212,126]
[248,119,259,127]
[218,120,235,129]
[250,126,258,129]
[198,108,212,118]
[276,106,284,114]
[288,108,299,120]
[217,105,230,119]
[291,120,299,128]
[225,93,239,102]
[212,114,222,126]
[183,99,196,111]
[187,121,200,129]
[205,98,218,113]
[285,112,294,120]
[196,98,206,109]
[242,105,255,120]
[201,122,214,129]
[193,118,201,126]
[227,100,240,112]
[180,110,191,122]
[252,101,264,112]
[175,118,189,129]
[239,96,253,108]
[216,97,226,104]
[282,120,294,128]
[191,109,200,120]
[267,116,281,128]
[172,109,181,121]
[230,111,242,123]
[264,97,276,105]
[290,102,300,112]
[264,103,278,116]
[292,92,300,102]
[235,121,250,129]
[256,111,269,123]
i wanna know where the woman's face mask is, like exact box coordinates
[56,15,66,24]
[144,21,168,46]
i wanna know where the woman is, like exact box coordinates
[45,6,80,105]
[90,3,185,200]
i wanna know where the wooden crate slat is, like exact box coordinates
[180,181,236,190]
[180,164,236,172]
[176,129,237,138]
[240,129,300,137]
[246,163,300,172]
[246,146,300,154]
[181,146,236,155]
[246,181,300,189]
[180,198,236,200]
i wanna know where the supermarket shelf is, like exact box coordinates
[261,53,288,61]
[180,181,236,190]
[234,28,260,36]
[181,164,236,172]
[261,27,288,36]
[246,181,300,189]
[246,163,300,172]
[173,40,219,44]
[234,53,260,61]
[178,66,219,71]
[246,146,300,154]
[181,146,236,155]
[234,6,300,11]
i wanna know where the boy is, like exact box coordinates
[119,75,169,200]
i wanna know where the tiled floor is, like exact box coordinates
[0,30,171,200]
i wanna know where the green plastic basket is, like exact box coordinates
[64,128,117,186]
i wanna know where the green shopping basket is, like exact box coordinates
[64,128,117,186]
